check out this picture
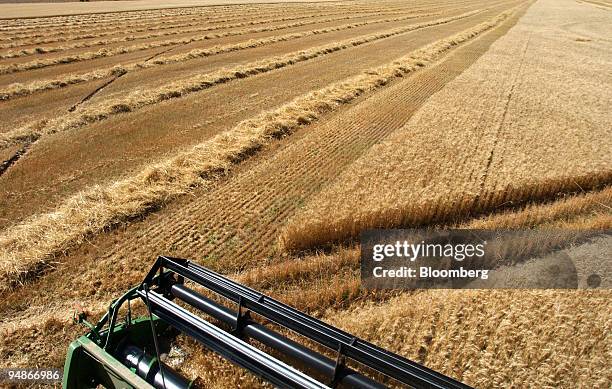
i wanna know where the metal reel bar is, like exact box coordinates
[145,256,471,389]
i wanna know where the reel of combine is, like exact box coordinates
[63,256,472,389]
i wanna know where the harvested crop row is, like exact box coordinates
[0,4,424,38]
[0,5,522,293]
[0,8,415,52]
[0,3,416,38]
[279,0,612,252]
[0,11,398,65]
[0,2,352,31]
[0,10,419,59]
[0,8,276,39]
[0,8,386,49]
[0,10,424,74]
[0,1,482,44]
[0,11,439,101]
[0,4,249,28]
[0,9,483,147]
[0,9,366,56]
[0,9,317,47]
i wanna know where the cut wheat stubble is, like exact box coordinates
[0,6,522,293]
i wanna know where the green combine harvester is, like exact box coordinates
[63,256,472,389]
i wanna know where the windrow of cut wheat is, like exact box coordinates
[0,9,483,148]
[0,2,412,32]
[0,0,487,47]
[0,10,308,49]
[0,8,307,44]
[0,4,424,45]
[0,11,439,101]
[0,0,493,62]
[0,2,357,32]
[0,6,519,293]
[0,9,416,57]
[0,5,375,39]
[279,2,612,251]
[0,4,264,30]
[0,11,412,69]
[1,0,475,44]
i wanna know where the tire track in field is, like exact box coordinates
[0,144,28,178]
[67,71,127,113]
[477,33,532,198]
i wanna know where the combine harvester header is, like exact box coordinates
[63,256,472,389]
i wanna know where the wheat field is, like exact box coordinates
[279,0,611,251]
[0,0,610,387]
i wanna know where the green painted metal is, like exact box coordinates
[63,335,155,389]
[63,282,169,389]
